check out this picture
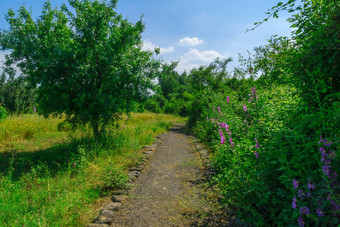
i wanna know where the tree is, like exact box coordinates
[0,0,159,138]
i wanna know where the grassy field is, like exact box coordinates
[0,112,185,226]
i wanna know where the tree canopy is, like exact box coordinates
[0,0,159,138]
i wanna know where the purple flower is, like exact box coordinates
[226,96,230,103]
[254,139,260,149]
[307,183,315,190]
[307,179,315,190]
[300,206,310,215]
[242,105,247,112]
[293,179,299,189]
[126,116,129,120]
[316,208,324,217]
[254,151,259,159]
[321,155,331,164]
[217,106,221,113]
[298,190,305,199]
[33,107,36,112]
[213,107,215,111]
[297,215,305,227]
[221,136,225,144]
[319,147,326,154]
[292,197,297,209]
[307,192,311,198]
[211,118,215,123]
[322,165,331,176]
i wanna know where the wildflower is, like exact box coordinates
[226,96,230,103]
[254,139,259,149]
[319,147,326,154]
[207,117,209,122]
[307,179,315,190]
[72,163,76,167]
[254,151,259,159]
[126,116,129,120]
[242,105,247,112]
[33,107,36,112]
[221,136,225,144]
[322,165,331,176]
[298,189,305,199]
[251,87,256,95]
[307,192,311,198]
[293,179,299,189]
[292,197,297,209]
[212,118,215,123]
[316,208,324,217]
[297,215,305,227]
[217,106,221,113]
[225,124,229,132]
[321,155,331,164]
[213,107,215,111]
[300,206,310,215]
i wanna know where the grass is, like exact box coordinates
[0,112,185,226]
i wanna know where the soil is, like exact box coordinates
[110,124,234,227]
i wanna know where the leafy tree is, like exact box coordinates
[0,69,36,114]
[0,0,159,138]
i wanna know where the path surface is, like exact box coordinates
[111,124,230,227]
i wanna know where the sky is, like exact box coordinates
[0,0,293,74]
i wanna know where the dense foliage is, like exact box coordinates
[0,0,159,138]
[148,0,339,226]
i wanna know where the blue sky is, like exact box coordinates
[0,0,292,73]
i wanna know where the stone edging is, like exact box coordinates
[86,133,166,227]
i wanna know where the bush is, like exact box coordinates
[191,85,339,226]
[0,104,8,120]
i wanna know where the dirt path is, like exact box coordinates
[110,124,231,227]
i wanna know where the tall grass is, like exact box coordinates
[0,112,184,226]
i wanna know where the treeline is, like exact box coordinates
[144,0,339,226]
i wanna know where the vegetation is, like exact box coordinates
[0,0,159,138]
[0,0,338,226]
[0,112,183,226]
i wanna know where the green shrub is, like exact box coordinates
[192,85,339,226]
[0,104,7,120]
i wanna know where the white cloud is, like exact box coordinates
[160,46,175,54]
[142,39,174,54]
[178,37,204,46]
[183,49,224,62]
[177,49,225,73]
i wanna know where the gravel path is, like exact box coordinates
[110,124,226,227]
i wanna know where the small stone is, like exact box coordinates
[112,190,127,195]
[112,195,126,203]
[103,202,122,211]
[129,167,142,171]
[128,171,140,179]
[143,151,153,156]
[95,210,115,224]
[87,224,110,227]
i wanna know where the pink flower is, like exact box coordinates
[226,96,230,103]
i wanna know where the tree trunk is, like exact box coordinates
[91,120,100,139]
